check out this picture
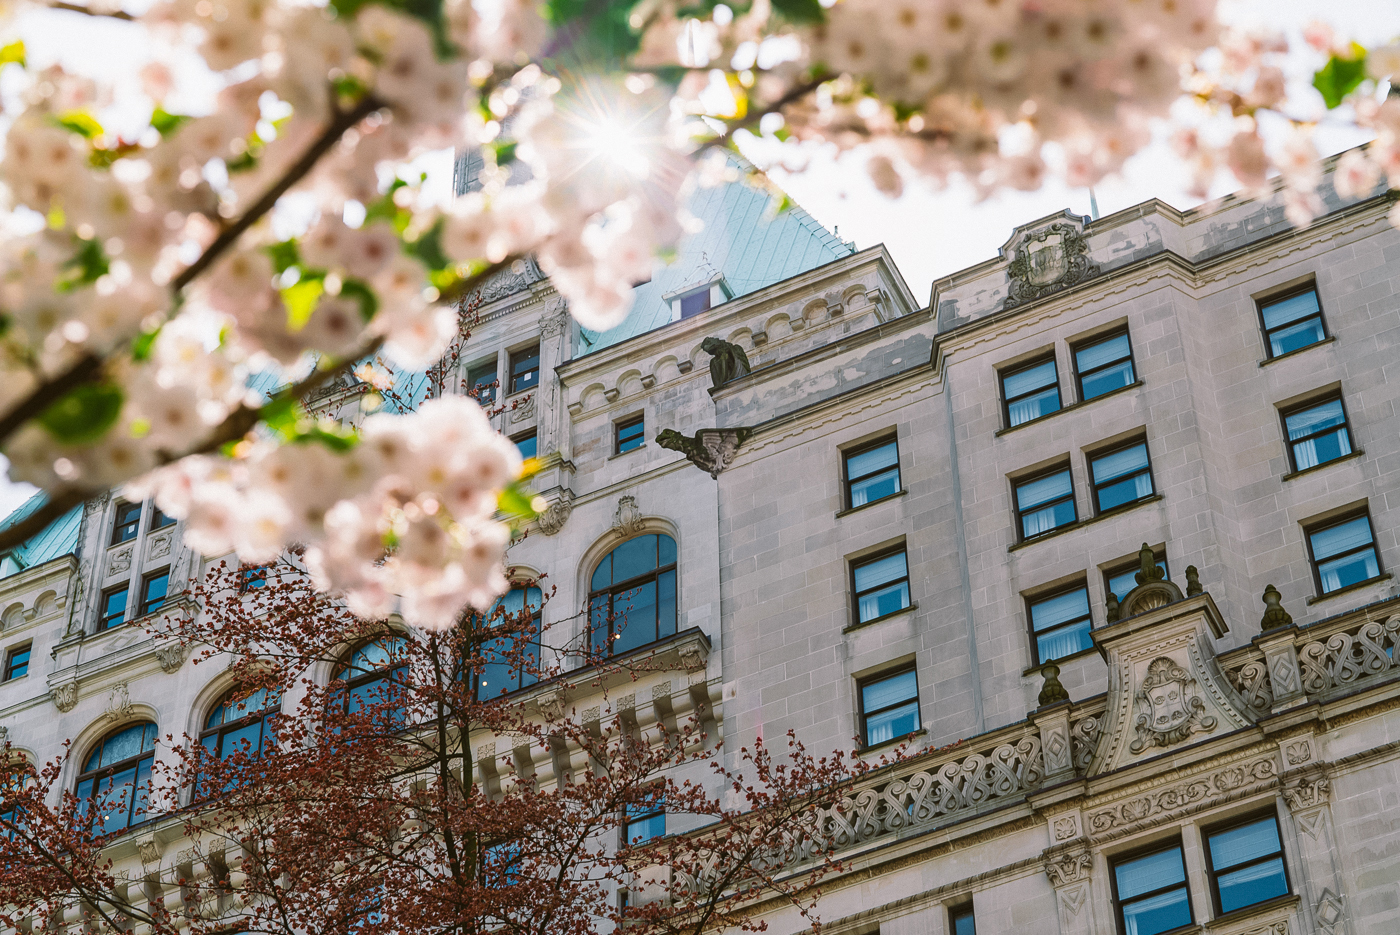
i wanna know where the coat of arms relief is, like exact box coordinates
[1003,218,1100,310]
[1129,657,1218,753]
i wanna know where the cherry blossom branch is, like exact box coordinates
[45,1,134,19]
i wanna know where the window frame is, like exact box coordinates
[1026,583,1094,665]
[474,584,544,700]
[199,687,282,761]
[842,435,902,509]
[615,415,645,455]
[3,642,30,681]
[99,584,129,631]
[1089,438,1157,515]
[1071,328,1137,403]
[850,546,912,625]
[1280,393,1354,474]
[1109,838,1194,935]
[512,430,538,461]
[1104,550,1170,603]
[466,362,498,406]
[588,534,679,656]
[678,287,712,319]
[1000,354,1062,428]
[74,722,158,836]
[1013,464,1078,541]
[949,905,977,935]
[150,504,176,531]
[857,664,921,748]
[110,501,142,546]
[622,790,667,845]
[1257,285,1328,360]
[334,635,411,718]
[1304,509,1384,597]
[1203,811,1291,918]
[139,568,170,618]
[508,344,541,395]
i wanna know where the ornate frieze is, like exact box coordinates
[1087,755,1277,838]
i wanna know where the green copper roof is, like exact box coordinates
[0,491,82,579]
[579,164,855,354]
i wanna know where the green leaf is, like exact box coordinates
[281,277,326,331]
[265,240,301,275]
[149,107,189,138]
[0,40,26,68]
[404,217,451,273]
[56,237,110,293]
[543,0,640,67]
[1313,47,1368,109]
[259,397,301,436]
[38,382,124,446]
[339,278,380,323]
[489,140,518,166]
[769,0,824,24]
[55,110,103,140]
[131,325,162,362]
[497,482,540,523]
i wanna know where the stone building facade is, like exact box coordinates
[3,151,1400,935]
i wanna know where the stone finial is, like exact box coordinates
[1135,543,1164,586]
[1260,584,1293,631]
[1185,565,1202,597]
[1105,591,1121,623]
[1038,663,1070,707]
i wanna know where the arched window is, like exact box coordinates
[75,722,157,835]
[475,585,542,699]
[335,636,409,717]
[201,687,281,759]
[589,534,677,656]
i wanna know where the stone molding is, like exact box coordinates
[1086,754,1278,840]
[50,681,78,712]
[1042,842,1093,887]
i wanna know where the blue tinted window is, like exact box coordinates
[515,432,537,460]
[860,668,920,746]
[1208,816,1289,914]
[590,535,678,655]
[1002,358,1061,427]
[477,586,543,698]
[1114,844,1192,935]
[1029,586,1092,663]
[101,587,128,630]
[1015,468,1076,539]
[617,416,645,453]
[845,439,901,508]
[853,550,910,623]
[1074,332,1135,401]
[1261,290,1326,357]
[1284,398,1351,471]
[1091,443,1154,513]
[1107,558,1168,604]
[1309,515,1380,594]
[75,723,158,835]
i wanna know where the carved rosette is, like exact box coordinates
[1129,657,1217,753]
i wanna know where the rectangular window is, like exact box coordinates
[616,416,645,454]
[140,569,169,617]
[844,438,901,508]
[1307,512,1382,595]
[240,565,268,591]
[1002,357,1061,427]
[1014,467,1077,540]
[950,906,977,935]
[100,586,128,630]
[467,363,497,406]
[852,549,911,624]
[1112,842,1193,935]
[1029,585,1093,663]
[679,288,711,319]
[3,642,30,681]
[1090,441,1155,513]
[1283,396,1352,472]
[111,501,142,545]
[1074,330,1136,402]
[514,431,538,461]
[1260,288,1327,358]
[1105,555,1169,603]
[151,505,176,530]
[624,793,666,844]
[509,345,540,394]
[1205,814,1290,916]
[858,667,920,747]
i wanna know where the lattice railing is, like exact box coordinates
[1222,611,1400,715]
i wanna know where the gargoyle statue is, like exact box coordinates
[700,337,750,388]
[656,427,753,478]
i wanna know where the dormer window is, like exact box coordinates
[666,276,731,322]
[680,288,711,319]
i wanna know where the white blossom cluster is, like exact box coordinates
[0,0,1389,630]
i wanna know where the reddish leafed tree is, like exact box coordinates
[1,556,883,935]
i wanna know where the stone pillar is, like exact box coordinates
[1030,701,1074,785]
[1281,770,1351,935]
[1256,625,1306,713]
[537,298,570,461]
[1042,841,1098,935]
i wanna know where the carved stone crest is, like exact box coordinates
[475,256,545,303]
[539,298,569,337]
[535,493,572,536]
[1130,657,1217,753]
[509,393,536,423]
[1004,220,1099,310]
[612,496,645,539]
[150,534,173,559]
[51,681,78,712]
[155,642,187,674]
[109,547,133,575]
[103,682,133,721]
[656,427,753,478]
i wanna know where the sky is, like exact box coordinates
[0,0,1396,524]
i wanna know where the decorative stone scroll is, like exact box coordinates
[656,427,753,478]
[612,495,645,539]
[155,642,187,674]
[1087,756,1277,838]
[1003,219,1100,310]
[535,493,572,536]
[51,681,78,712]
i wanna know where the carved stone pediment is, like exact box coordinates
[1001,213,1100,310]
[1089,592,1253,775]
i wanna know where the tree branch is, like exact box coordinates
[46,1,135,19]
